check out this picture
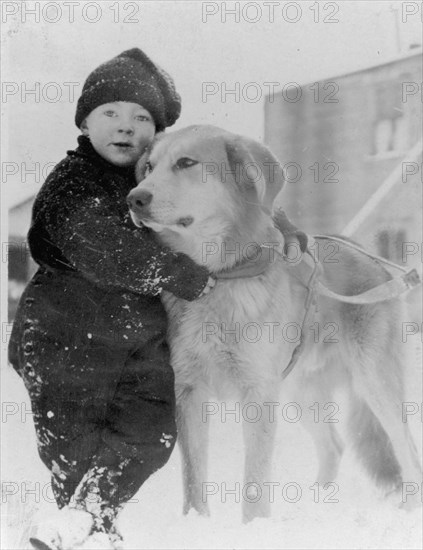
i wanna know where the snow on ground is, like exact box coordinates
[2,336,422,550]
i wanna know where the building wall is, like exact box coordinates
[8,198,37,321]
[265,52,422,323]
[264,52,422,239]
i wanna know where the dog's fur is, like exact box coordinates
[128,125,421,522]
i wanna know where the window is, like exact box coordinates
[377,229,406,263]
[371,77,409,156]
[7,241,30,281]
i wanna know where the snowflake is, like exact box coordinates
[160,433,174,448]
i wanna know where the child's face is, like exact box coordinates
[81,101,155,167]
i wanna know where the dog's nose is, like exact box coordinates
[127,190,153,210]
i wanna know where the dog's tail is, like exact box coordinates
[347,398,402,489]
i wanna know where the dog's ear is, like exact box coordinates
[134,132,166,183]
[224,137,285,213]
[135,149,151,182]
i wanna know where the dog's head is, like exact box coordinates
[127,125,285,270]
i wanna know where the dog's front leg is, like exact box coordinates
[176,384,211,517]
[241,386,278,523]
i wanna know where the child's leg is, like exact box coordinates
[10,315,130,510]
[11,285,176,541]
[70,333,177,532]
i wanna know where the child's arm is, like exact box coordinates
[29,176,209,301]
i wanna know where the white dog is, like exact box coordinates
[127,125,421,522]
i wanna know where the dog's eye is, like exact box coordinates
[175,157,198,170]
[145,161,153,174]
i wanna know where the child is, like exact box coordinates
[9,48,216,550]
[9,48,305,550]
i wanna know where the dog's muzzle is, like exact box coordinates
[127,189,195,229]
[126,189,153,227]
[127,189,152,212]
[126,189,153,210]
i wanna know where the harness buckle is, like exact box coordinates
[403,269,421,290]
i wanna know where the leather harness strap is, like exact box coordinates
[280,251,322,379]
[316,270,421,304]
[277,235,422,379]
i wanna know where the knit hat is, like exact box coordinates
[75,48,181,132]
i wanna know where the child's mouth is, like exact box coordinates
[112,143,133,149]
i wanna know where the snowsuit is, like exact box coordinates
[8,135,209,531]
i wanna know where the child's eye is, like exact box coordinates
[145,161,153,174]
[104,110,117,117]
[135,115,151,122]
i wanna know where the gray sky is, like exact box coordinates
[2,0,422,205]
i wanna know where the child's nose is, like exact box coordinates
[118,120,134,134]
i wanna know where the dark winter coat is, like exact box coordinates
[7,135,210,524]
[10,135,209,350]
